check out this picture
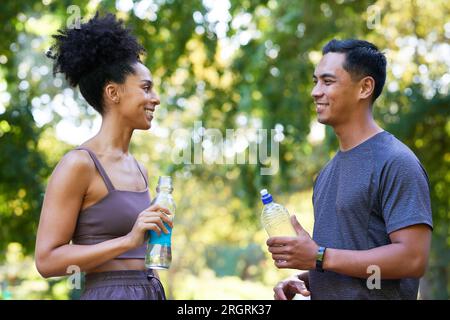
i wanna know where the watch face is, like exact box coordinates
[316,247,326,272]
[316,246,325,261]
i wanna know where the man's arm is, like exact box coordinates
[267,216,431,279]
[323,224,431,279]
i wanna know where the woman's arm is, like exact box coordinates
[35,151,171,278]
[35,151,130,277]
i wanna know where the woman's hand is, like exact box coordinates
[125,204,173,249]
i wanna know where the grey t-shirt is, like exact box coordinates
[310,131,433,300]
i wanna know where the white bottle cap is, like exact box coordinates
[260,189,268,196]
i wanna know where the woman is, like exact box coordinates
[35,12,173,300]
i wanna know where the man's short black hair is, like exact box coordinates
[322,39,387,103]
[47,12,145,114]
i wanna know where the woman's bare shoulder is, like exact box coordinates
[51,148,96,183]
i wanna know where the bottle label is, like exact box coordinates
[148,223,172,246]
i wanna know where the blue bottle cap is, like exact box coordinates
[260,189,273,205]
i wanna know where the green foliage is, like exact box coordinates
[384,90,450,298]
[0,105,48,258]
[0,243,70,299]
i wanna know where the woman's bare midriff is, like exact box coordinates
[86,259,146,274]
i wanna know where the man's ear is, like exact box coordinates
[359,76,375,100]
[104,82,120,104]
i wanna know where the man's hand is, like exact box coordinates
[273,274,310,300]
[267,215,318,270]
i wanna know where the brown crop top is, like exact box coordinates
[71,147,150,259]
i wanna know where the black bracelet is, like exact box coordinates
[315,246,327,272]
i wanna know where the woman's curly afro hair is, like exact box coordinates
[47,12,145,114]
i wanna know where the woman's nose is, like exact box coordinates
[150,91,160,106]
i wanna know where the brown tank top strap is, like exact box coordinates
[75,147,115,192]
[133,158,148,188]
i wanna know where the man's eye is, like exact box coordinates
[144,86,150,92]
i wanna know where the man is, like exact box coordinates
[267,39,433,300]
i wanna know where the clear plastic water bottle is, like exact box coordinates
[260,189,296,237]
[145,176,176,269]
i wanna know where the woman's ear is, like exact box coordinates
[104,83,120,104]
[359,76,375,100]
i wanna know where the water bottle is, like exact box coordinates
[145,176,176,269]
[260,189,296,237]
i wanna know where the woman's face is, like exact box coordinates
[114,62,160,130]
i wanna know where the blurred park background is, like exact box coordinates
[0,0,449,299]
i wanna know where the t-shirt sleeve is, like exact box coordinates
[312,171,321,204]
[379,151,433,234]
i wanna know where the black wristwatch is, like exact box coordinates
[315,246,327,272]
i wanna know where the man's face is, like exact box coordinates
[311,52,361,126]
